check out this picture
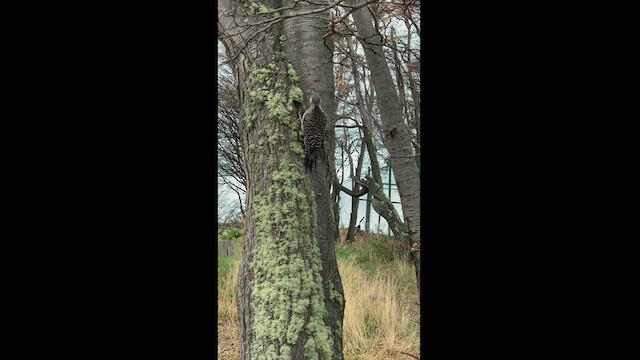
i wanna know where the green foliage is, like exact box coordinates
[336,248,351,261]
[219,228,243,241]
[218,255,237,278]
[366,234,397,263]
[337,233,418,300]
[336,234,404,275]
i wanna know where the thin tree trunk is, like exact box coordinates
[345,139,366,243]
[347,36,408,248]
[403,16,421,166]
[351,2,421,302]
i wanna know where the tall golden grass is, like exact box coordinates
[340,258,419,359]
[217,256,420,360]
[217,262,240,359]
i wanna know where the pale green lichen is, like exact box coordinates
[247,65,298,126]
[244,103,259,126]
[280,345,291,359]
[244,54,335,360]
[288,86,303,105]
[265,92,289,122]
[268,132,280,145]
[247,1,270,15]
[250,186,332,359]
[249,65,273,84]
[328,281,344,307]
[290,138,304,156]
[304,337,319,360]
[249,156,333,359]
[287,63,299,82]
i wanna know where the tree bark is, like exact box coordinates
[218,1,345,358]
[349,36,408,247]
[282,1,345,356]
[345,139,366,243]
[350,2,421,302]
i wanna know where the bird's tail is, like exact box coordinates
[304,152,314,173]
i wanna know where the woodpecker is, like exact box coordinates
[301,92,327,173]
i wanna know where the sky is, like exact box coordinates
[217,164,403,234]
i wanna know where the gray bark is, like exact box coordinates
[350,2,421,301]
[345,139,366,243]
[283,1,345,357]
[351,37,408,246]
[404,16,421,162]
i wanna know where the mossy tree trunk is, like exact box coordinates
[218,1,344,359]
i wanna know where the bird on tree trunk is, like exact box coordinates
[301,91,327,173]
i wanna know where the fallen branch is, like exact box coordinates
[399,351,419,359]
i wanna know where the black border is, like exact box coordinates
[14,1,602,358]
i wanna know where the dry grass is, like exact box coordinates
[217,238,420,360]
[340,259,420,360]
[218,260,240,360]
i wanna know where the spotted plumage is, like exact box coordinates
[301,92,327,172]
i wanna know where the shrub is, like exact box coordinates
[219,227,243,241]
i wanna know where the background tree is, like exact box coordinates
[328,2,420,255]
[218,61,246,217]
[349,0,421,300]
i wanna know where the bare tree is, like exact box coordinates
[218,51,246,216]
[350,0,421,301]
[330,30,409,247]
[344,136,366,243]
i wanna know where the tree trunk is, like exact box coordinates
[282,1,345,356]
[350,37,408,248]
[218,1,345,358]
[351,3,421,302]
[345,140,366,243]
